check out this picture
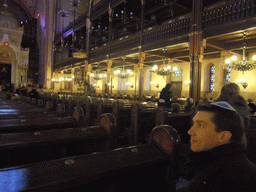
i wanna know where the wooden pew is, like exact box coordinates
[130,101,158,145]
[0,97,61,120]
[155,107,192,144]
[0,113,117,168]
[112,99,134,146]
[83,97,105,126]
[0,115,79,134]
[0,125,180,192]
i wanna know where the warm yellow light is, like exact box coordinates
[236,78,245,83]
[231,55,237,61]
[152,65,158,70]
[173,67,178,71]
[225,58,231,64]
[252,55,256,61]
[115,69,120,74]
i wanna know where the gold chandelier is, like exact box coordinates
[225,31,256,74]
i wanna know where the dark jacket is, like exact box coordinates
[159,87,172,102]
[158,87,173,108]
[176,143,256,192]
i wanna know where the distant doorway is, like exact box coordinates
[171,81,182,98]
[0,64,11,85]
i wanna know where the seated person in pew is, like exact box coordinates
[183,97,195,114]
[175,101,256,192]
[171,102,182,113]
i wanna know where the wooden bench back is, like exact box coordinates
[0,125,179,192]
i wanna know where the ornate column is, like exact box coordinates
[60,71,64,91]
[108,1,113,57]
[84,61,90,94]
[189,0,204,102]
[71,68,75,93]
[107,58,113,95]
[137,52,145,98]
[136,0,145,99]
[86,0,93,55]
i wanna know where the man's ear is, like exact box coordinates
[219,131,232,144]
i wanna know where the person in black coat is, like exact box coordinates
[175,101,256,192]
[248,99,256,115]
[158,83,173,108]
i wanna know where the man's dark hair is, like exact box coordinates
[196,103,244,143]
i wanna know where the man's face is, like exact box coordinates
[188,111,223,152]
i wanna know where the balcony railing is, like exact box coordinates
[53,0,256,69]
[202,0,256,29]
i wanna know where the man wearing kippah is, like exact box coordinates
[175,101,256,192]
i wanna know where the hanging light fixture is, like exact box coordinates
[225,31,256,74]
[91,71,107,81]
[114,65,134,79]
[59,9,70,48]
[150,48,173,76]
[70,0,80,7]
[114,58,134,79]
[236,78,248,89]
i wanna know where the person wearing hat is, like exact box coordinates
[215,82,251,149]
[184,97,195,114]
[158,83,173,109]
[175,101,256,192]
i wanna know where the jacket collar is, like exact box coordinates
[189,143,244,164]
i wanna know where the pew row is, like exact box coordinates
[0,125,180,192]
[0,113,117,168]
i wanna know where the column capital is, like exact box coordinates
[107,58,113,68]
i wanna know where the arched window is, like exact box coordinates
[209,65,215,93]
[225,64,231,83]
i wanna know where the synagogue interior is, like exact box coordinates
[0,0,256,191]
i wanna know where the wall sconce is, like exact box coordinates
[185,80,191,87]
[150,81,159,88]
[236,78,248,89]
[126,82,133,88]
[107,83,114,88]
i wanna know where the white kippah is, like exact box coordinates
[210,101,236,112]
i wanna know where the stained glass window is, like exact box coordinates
[225,65,231,82]
[209,65,215,92]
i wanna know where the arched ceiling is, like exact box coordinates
[0,0,37,22]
